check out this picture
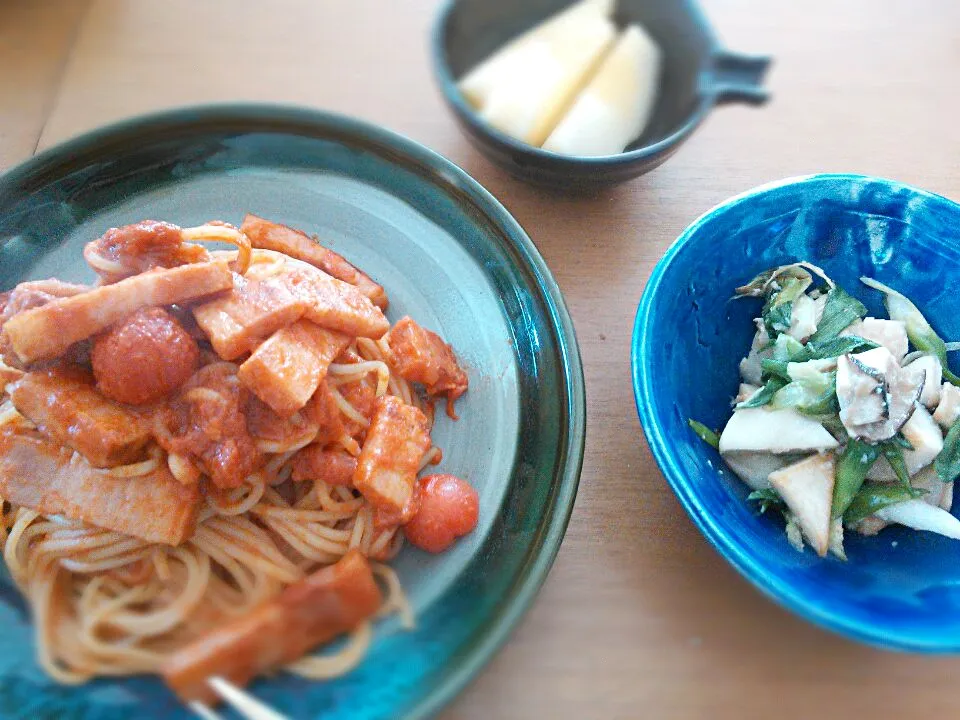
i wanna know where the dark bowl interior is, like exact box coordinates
[432,0,769,189]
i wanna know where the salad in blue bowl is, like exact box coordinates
[632,174,960,652]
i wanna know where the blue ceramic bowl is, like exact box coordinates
[632,174,960,652]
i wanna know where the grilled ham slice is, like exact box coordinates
[241,214,387,309]
[0,428,199,545]
[3,262,232,364]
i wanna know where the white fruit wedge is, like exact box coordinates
[768,453,837,557]
[457,0,615,110]
[541,23,662,156]
[476,11,617,146]
[718,407,839,455]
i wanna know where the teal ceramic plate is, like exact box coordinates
[0,105,585,719]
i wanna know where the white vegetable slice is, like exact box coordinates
[719,408,839,454]
[866,404,943,481]
[457,0,615,109]
[739,328,773,385]
[769,453,836,557]
[541,24,661,156]
[875,499,960,540]
[722,452,793,491]
[841,317,908,362]
[786,294,818,343]
[934,382,960,430]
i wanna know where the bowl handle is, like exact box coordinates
[707,50,772,106]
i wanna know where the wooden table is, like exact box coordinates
[4,1,960,717]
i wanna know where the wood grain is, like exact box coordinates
[0,0,91,170]
[6,0,960,717]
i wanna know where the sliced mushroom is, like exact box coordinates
[768,453,836,557]
[907,355,942,409]
[739,327,773,386]
[908,464,952,509]
[837,347,924,442]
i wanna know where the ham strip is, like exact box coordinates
[244,251,389,340]
[2,262,233,364]
[162,550,381,703]
[237,321,350,417]
[241,214,388,309]
[0,429,199,545]
[353,395,431,524]
[192,273,305,361]
[9,367,149,467]
[386,316,468,406]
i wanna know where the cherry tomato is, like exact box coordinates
[403,474,479,553]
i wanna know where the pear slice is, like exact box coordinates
[541,23,661,156]
[478,13,617,146]
[769,453,837,557]
[457,0,615,109]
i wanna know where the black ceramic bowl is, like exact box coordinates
[432,0,772,190]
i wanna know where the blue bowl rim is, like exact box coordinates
[0,102,588,716]
[429,0,723,167]
[631,172,960,654]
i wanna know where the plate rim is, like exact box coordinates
[631,172,960,654]
[0,103,587,715]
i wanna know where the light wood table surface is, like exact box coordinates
[4,1,960,717]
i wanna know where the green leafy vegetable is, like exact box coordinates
[747,488,784,514]
[843,482,926,526]
[860,276,960,385]
[807,286,868,344]
[760,358,792,382]
[811,413,846,438]
[890,433,914,451]
[772,334,807,361]
[805,334,878,360]
[688,419,719,450]
[736,377,788,409]
[832,439,882,519]
[878,441,911,488]
[771,370,839,416]
[761,276,811,338]
[935,419,960,483]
